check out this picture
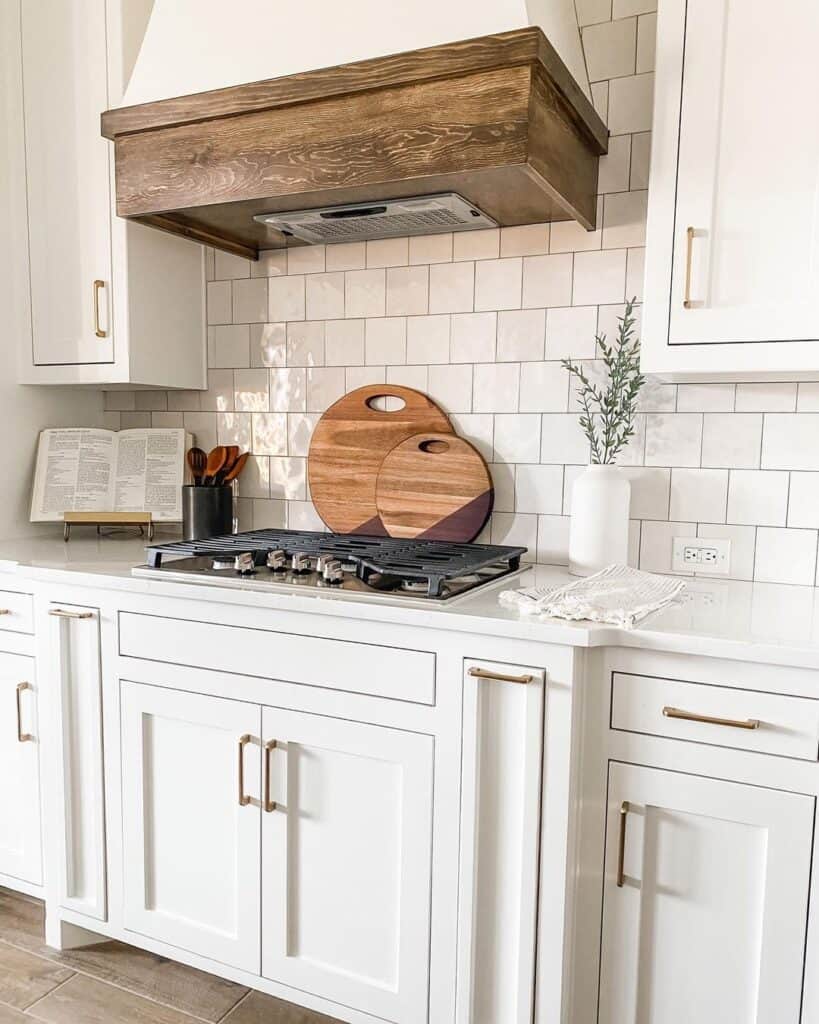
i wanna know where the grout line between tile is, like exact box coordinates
[21,973,76,1015]
[0,934,218,1024]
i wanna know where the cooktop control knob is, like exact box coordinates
[315,553,335,574]
[291,552,311,574]
[266,549,286,572]
[321,558,344,585]
[234,552,256,575]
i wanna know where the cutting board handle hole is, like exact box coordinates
[366,394,407,413]
[419,439,450,454]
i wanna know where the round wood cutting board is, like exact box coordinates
[375,433,493,541]
[308,385,453,535]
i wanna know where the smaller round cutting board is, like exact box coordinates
[375,433,493,541]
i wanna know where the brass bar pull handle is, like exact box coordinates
[93,280,107,338]
[263,739,278,813]
[16,682,33,743]
[683,226,695,308]
[238,734,252,807]
[663,705,760,731]
[48,608,94,620]
[0,609,10,616]
[616,800,629,888]
[468,667,534,685]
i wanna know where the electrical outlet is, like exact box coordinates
[671,536,731,575]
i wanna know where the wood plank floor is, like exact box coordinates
[0,890,342,1023]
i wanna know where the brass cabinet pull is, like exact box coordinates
[93,280,107,338]
[237,734,252,807]
[468,666,534,685]
[0,609,10,616]
[616,800,629,888]
[48,608,94,620]
[263,739,278,813]
[16,682,33,743]
[662,705,760,731]
[683,226,696,308]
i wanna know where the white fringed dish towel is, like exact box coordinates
[499,565,685,630]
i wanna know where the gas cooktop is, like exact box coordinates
[133,529,526,603]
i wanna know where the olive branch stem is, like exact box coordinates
[561,298,645,466]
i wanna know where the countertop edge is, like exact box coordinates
[7,555,819,672]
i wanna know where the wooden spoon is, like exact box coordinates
[186,447,207,486]
[216,445,241,485]
[222,451,250,484]
[204,445,228,486]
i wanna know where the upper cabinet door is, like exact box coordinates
[0,653,42,886]
[120,681,261,973]
[643,0,819,377]
[261,708,434,1024]
[21,0,114,365]
[598,762,813,1024]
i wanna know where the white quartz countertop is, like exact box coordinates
[3,533,819,670]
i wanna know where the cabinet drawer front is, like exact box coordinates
[611,672,819,760]
[0,592,34,635]
[119,612,436,705]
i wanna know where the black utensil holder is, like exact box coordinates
[182,485,233,541]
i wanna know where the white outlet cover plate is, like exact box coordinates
[671,536,731,575]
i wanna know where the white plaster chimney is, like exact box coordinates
[122,0,589,107]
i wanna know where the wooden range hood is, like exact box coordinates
[101,28,608,261]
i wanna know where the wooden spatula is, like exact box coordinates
[186,447,207,486]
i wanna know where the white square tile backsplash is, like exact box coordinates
[102,1,819,586]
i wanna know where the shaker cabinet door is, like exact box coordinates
[598,762,813,1024]
[667,0,819,347]
[48,604,106,921]
[120,681,261,973]
[20,0,114,365]
[0,654,42,886]
[261,707,434,1024]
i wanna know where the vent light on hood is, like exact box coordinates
[253,194,497,244]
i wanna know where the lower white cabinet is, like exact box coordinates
[121,683,262,972]
[261,707,433,1024]
[0,652,42,886]
[120,681,434,1024]
[48,604,106,921]
[598,762,813,1024]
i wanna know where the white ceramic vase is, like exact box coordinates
[569,464,631,577]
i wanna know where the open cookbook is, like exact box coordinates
[30,427,191,524]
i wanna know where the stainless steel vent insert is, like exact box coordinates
[253,193,497,244]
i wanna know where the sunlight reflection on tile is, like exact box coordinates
[252,412,288,456]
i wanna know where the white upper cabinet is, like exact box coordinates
[642,0,819,379]
[22,1,114,367]
[6,0,206,387]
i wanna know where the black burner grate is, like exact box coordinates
[144,529,525,597]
